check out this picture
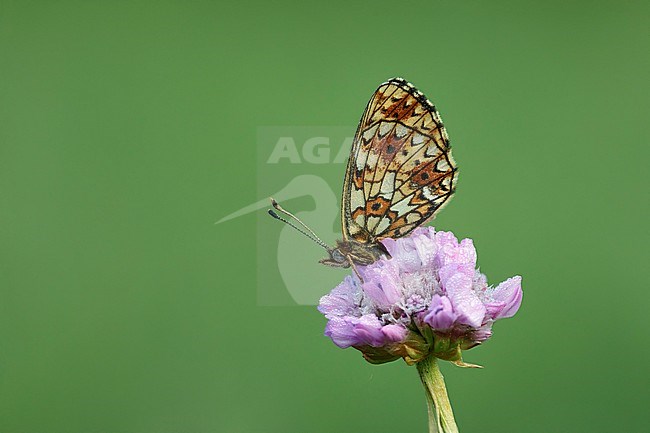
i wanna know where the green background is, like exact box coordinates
[1,1,648,432]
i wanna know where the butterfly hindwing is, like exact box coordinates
[341,78,458,244]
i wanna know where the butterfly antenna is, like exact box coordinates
[269,198,331,250]
[267,208,331,252]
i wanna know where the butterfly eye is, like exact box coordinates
[331,249,346,263]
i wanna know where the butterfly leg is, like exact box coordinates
[347,256,364,283]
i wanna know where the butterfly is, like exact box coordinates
[270,77,457,276]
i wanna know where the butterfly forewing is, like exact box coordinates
[341,78,458,245]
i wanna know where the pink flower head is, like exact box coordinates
[318,227,523,365]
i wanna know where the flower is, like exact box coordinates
[318,227,522,365]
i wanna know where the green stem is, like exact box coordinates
[416,356,459,433]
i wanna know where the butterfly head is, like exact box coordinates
[268,199,390,270]
[319,245,350,268]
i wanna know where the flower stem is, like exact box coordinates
[416,356,459,433]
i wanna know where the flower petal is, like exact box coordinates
[412,227,439,268]
[489,276,523,319]
[435,231,477,269]
[380,236,421,273]
[381,324,408,343]
[324,317,359,348]
[361,261,403,308]
[440,264,486,327]
[353,315,386,347]
[318,275,361,319]
[472,323,493,342]
[461,323,493,349]
[423,295,457,330]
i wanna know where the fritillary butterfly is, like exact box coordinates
[270,77,458,273]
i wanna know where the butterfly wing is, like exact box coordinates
[341,78,458,243]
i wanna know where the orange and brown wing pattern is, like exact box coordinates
[341,78,458,243]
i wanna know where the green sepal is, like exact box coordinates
[357,345,401,364]
[397,331,431,364]
[451,359,483,368]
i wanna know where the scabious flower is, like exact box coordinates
[318,227,522,365]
